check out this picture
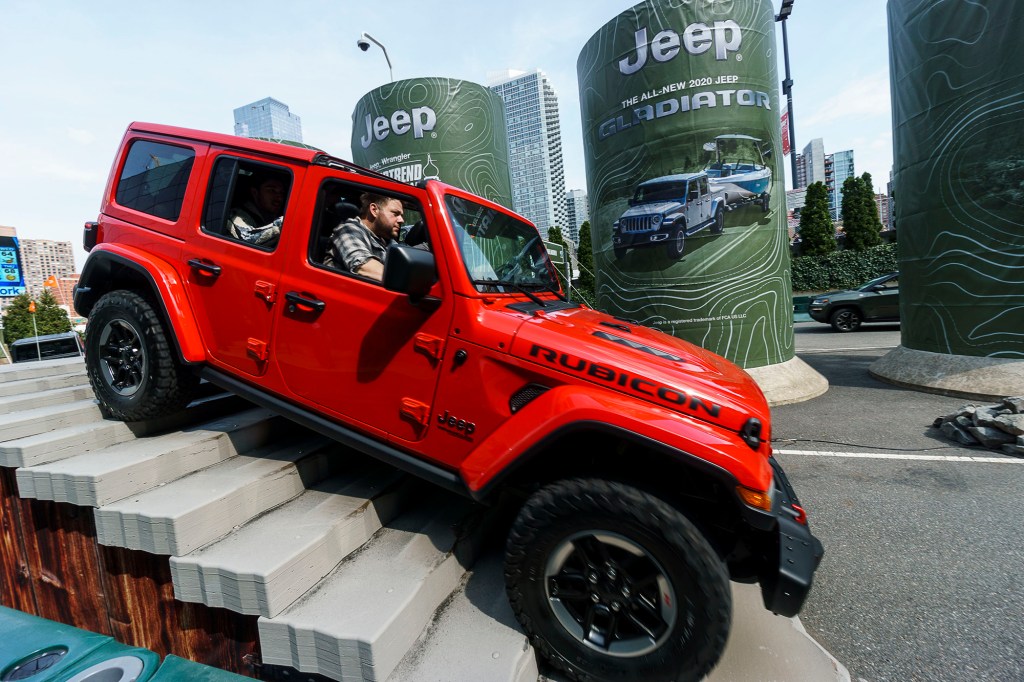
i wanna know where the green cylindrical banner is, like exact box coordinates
[889,0,1024,358]
[578,0,791,368]
[351,78,513,209]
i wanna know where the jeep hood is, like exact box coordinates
[509,305,770,439]
[618,201,683,219]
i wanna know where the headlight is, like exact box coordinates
[811,297,829,305]
[651,214,663,226]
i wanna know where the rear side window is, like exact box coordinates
[115,140,195,221]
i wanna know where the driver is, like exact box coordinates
[324,192,404,281]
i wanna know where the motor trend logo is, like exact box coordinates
[528,343,721,418]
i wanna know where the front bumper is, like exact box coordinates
[613,224,675,249]
[758,456,824,617]
[807,305,829,323]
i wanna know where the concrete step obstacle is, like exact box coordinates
[257,495,478,682]
[0,369,89,398]
[94,434,340,556]
[169,463,411,617]
[16,408,288,506]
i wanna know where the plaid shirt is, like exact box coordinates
[325,217,390,274]
[227,202,282,246]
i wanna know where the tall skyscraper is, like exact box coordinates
[831,149,856,221]
[799,138,826,187]
[564,189,589,245]
[489,69,567,238]
[233,97,303,142]
[795,138,853,221]
[19,239,75,298]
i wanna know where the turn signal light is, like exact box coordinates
[736,485,772,512]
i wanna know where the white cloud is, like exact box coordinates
[803,72,892,128]
[66,128,96,145]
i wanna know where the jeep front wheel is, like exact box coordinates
[829,307,862,332]
[666,225,686,260]
[86,290,197,421]
[505,479,731,682]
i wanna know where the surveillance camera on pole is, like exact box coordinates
[356,32,393,82]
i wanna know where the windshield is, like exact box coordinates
[444,194,559,293]
[633,181,686,204]
[858,273,898,291]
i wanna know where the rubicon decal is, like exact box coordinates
[529,344,721,418]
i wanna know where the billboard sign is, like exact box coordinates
[0,236,26,297]
[578,0,792,368]
[351,78,513,209]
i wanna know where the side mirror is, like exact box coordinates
[383,243,437,304]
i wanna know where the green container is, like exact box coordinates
[578,0,793,368]
[0,607,110,681]
[149,655,251,681]
[351,78,514,209]
[889,0,1024,357]
[58,642,160,682]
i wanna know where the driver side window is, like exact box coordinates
[309,179,428,284]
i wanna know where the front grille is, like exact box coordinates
[619,216,656,233]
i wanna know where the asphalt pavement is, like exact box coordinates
[773,322,1024,682]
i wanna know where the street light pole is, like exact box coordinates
[777,0,798,187]
[357,32,394,82]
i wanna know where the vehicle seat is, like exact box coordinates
[317,201,360,264]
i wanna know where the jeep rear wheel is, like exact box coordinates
[829,307,862,332]
[505,479,731,682]
[86,290,197,421]
[666,225,686,260]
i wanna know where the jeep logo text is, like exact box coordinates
[619,21,742,75]
[437,410,475,435]
[360,106,437,149]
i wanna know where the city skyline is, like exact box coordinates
[1,1,893,269]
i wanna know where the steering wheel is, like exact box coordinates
[496,235,540,280]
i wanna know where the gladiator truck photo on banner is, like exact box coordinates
[351,78,513,209]
[578,0,792,369]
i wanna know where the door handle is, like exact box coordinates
[187,259,222,277]
[285,291,326,313]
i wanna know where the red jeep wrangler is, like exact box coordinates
[75,122,822,682]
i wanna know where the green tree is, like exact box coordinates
[2,290,72,344]
[575,221,597,307]
[798,182,836,257]
[841,173,882,251]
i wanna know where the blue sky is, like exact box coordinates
[0,0,890,269]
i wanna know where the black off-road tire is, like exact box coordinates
[505,478,732,682]
[712,206,725,234]
[666,225,686,260]
[829,307,862,332]
[85,290,198,421]
[613,245,628,261]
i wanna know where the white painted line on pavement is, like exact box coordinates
[774,449,1024,464]
[797,346,896,353]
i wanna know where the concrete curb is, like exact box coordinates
[870,345,1024,401]
[746,356,829,406]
